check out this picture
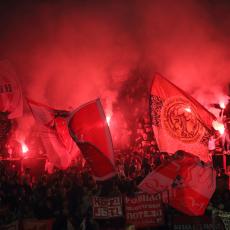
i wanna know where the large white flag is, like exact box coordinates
[28,99,78,169]
[150,73,216,162]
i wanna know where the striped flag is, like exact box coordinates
[68,99,116,181]
[139,151,216,216]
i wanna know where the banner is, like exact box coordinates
[124,192,164,228]
[173,216,225,230]
[150,73,216,162]
[217,210,230,230]
[139,151,216,216]
[0,60,23,119]
[92,196,123,219]
[22,219,53,230]
[68,99,116,181]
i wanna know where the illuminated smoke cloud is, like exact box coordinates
[0,0,229,147]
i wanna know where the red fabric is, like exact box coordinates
[0,61,23,119]
[55,117,74,150]
[68,99,116,181]
[28,100,79,169]
[150,73,216,162]
[139,152,216,216]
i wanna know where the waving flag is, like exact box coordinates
[68,99,116,181]
[169,161,216,216]
[0,61,23,119]
[139,151,216,216]
[28,100,78,169]
[27,99,54,126]
[150,73,216,162]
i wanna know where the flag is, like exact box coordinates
[27,99,54,126]
[170,161,216,216]
[150,73,216,162]
[0,60,23,119]
[68,99,116,181]
[139,151,216,216]
[28,99,78,169]
[41,123,80,169]
[138,151,199,194]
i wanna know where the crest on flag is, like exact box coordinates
[162,97,203,143]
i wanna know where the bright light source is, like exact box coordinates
[219,101,226,109]
[21,143,28,153]
[219,127,225,135]
[185,107,192,113]
[106,115,111,126]
[212,120,225,135]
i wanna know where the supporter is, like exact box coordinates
[221,117,230,153]
[0,112,228,230]
[0,112,12,158]
[128,159,136,178]
[141,156,151,176]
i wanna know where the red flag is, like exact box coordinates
[139,151,216,216]
[28,100,79,169]
[68,99,116,181]
[150,73,216,162]
[0,61,23,119]
[170,161,216,216]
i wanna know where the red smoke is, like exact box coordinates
[0,0,229,147]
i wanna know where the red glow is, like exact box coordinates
[219,101,226,109]
[21,142,29,154]
[184,107,192,113]
[212,120,225,135]
[106,115,111,126]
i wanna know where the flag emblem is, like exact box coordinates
[161,97,204,143]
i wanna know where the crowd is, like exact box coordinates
[0,150,229,229]
[0,152,163,229]
[0,114,229,230]
[0,114,168,229]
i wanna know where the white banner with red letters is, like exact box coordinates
[124,192,164,228]
[92,196,123,219]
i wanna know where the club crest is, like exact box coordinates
[162,97,204,143]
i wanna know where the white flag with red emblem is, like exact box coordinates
[150,73,216,162]
[28,100,79,169]
[139,151,216,216]
[0,61,23,119]
[68,99,116,181]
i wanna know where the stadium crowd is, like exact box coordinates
[0,114,229,230]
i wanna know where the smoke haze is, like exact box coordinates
[0,0,229,146]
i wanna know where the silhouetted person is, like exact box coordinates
[0,112,11,158]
